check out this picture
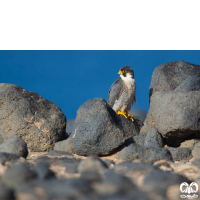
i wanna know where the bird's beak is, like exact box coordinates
[118,70,123,75]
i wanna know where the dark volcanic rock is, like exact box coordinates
[149,60,200,99]
[2,163,37,188]
[33,161,55,179]
[0,83,66,152]
[144,128,164,148]
[94,171,136,195]
[0,182,15,200]
[143,61,200,147]
[166,147,192,162]
[115,144,172,163]
[71,98,143,156]
[125,132,147,146]
[0,136,28,158]
[78,155,108,173]
[65,162,80,174]
[80,170,102,182]
[43,178,94,199]
[144,91,200,146]
[53,133,74,154]
[0,152,19,165]
[142,170,190,196]
[125,127,163,147]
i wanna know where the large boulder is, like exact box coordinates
[0,83,66,151]
[149,60,200,100]
[71,98,143,156]
[142,61,200,146]
[144,91,200,146]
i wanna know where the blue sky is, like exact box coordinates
[0,50,200,120]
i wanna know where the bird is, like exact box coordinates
[107,66,136,121]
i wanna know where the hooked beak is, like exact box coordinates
[118,70,123,75]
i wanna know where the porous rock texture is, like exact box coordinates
[0,83,66,151]
[142,60,200,147]
[115,128,172,162]
[71,98,143,156]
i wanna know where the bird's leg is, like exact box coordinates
[117,110,128,118]
[126,112,134,122]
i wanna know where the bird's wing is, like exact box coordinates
[132,80,137,104]
[107,78,123,107]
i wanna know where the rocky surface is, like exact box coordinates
[142,61,200,147]
[0,151,197,200]
[1,60,200,199]
[71,98,143,156]
[115,143,172,163]
[166,147,192,162]
[149,60,200,99]
[0,83,66,152]
[0,136,28,158]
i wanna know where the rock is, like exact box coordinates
[78,155,108,173]
[33,161,55,179]
[43,178,94,199]
[142,169,190,196]
[192,142,200,160]
[0,152,19,165]
[2,163,37,188]
[125,132,147,146]
[94,171,136,195]
[115,144,172,163]
[0,136,28,158]
[80,171,102,182]
[0,83,66,152]
[149,60,200,99]
[54,133,74,154]
[46,150,73,157]
[166,147,192,162]
[0,182,15,200]
[66,119,75,135]
[71,98,143,156]
[140,124,152,134]
[112,161,159,175]
[65,162,80,174]
[180,139,200,150]
[124,128,164,148]
[144,128,164,148]
[144,61,200,147]
[119,115,143,139]
[144,91,200,146]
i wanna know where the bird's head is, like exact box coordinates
[118,66,134,78]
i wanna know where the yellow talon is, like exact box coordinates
[117,111,134,121]
[127,112,134,121]
[117,111,128,118]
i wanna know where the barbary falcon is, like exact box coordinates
[107,66,136,121]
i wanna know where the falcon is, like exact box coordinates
[107,66,136,121]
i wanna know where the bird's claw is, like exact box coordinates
[117,111,134,121]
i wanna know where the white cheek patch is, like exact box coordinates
[120,73,135,88]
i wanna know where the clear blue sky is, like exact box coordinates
[0,50,200,120]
